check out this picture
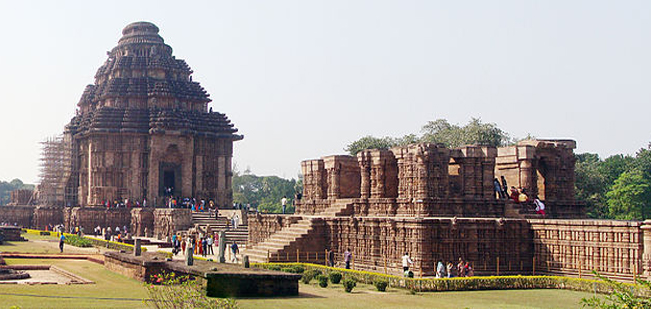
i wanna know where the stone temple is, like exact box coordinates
[65,21,242,207]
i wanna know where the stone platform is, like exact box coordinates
[104,251,300,297]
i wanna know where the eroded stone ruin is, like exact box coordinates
[247,140,651,281]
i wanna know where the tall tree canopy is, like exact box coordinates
[231,169,302,214]
[0,179,34,205]
[345,118,511,155]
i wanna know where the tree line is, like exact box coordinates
[0,179,35,205]
[232,167,302,214]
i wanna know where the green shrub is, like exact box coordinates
[290,265,305,273]
[343,278,356,293]
[374,280,388,292]
[280,267,294,273]
[329,271,342,284]
[268,265,282,271]
[317,275,328,288]
[64,235,93,247]
[301,269,322,284]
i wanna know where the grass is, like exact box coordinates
[1,258,149,309]
[238,281,597,309]
[0,234,600,309]
[0,233,105,255]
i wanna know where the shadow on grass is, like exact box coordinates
[236,292,325,300]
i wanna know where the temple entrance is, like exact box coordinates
[159,162,181,197]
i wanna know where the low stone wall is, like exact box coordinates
[104,251,301,297]
[0,226,26,241]
[104,252,167,282]
[0,206,34,227]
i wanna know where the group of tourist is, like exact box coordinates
[493,176,546,216]
[436,258,474,278]
[172,233,240,262]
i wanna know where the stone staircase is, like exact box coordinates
[319,198,355,217]
[244,218,315,263]
[504,200,544,219]
[186,212,249,245]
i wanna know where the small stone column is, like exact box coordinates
[134,238,142,256]
[218,230,226,263]
[641,220,651,279]
[186,241,194,266]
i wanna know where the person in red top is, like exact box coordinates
[509,186,519,202]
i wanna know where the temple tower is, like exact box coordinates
[65,21,243,207]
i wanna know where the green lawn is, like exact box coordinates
[0,235,599,309]
[1,258,148,309]
[238,281,596,309]
[0,233,105,255]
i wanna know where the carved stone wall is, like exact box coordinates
[152,209,192,240]
[130,208,154,237]
[0,207,33,227]
[530,219,644,280]
[64,207,132,232]
[496,140,576,202]
[33,206,64,229]
[9,189,33,206]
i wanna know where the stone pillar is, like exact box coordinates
[519,160,534,193]
[134,238,142,256]
[641,220,651,279]
[218,230,226,263]
[358,153,371,199]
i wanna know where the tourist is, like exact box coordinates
[281,196,288,214]
[436,260,446,278]
[206,235,214,255]
[509,186,519,202]
[493,178,504,199]
[500,176,509,197]
[201,238,207,257]
[328,249,335,267]
[231,242,239,263]
[465,262,474,277]
[59,233,65,253]
[446,261,454,278]
[115,226,120,236]
[185,237,194,257]
[344,249,352,269]
[402,252,414,274]
[233,213,239,229]
[518,188,529,204]
[457,258,466,277]
[534,196,546,216]
[181,236,187,256]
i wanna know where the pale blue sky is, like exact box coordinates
[0,1,649,183]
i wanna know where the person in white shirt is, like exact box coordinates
[281,196,288,214]
[402,252,414,272]
[534,196,546,216]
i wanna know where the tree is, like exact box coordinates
[345,118,510,155]
[232,172,299,213]
[420,118,509,148]
[605,170,651,220]
[575,153,608,218]
[581,271,651,308]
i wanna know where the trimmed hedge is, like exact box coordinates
[252,262,650,296]
[64,235,93,247]
[23,228,146,253]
